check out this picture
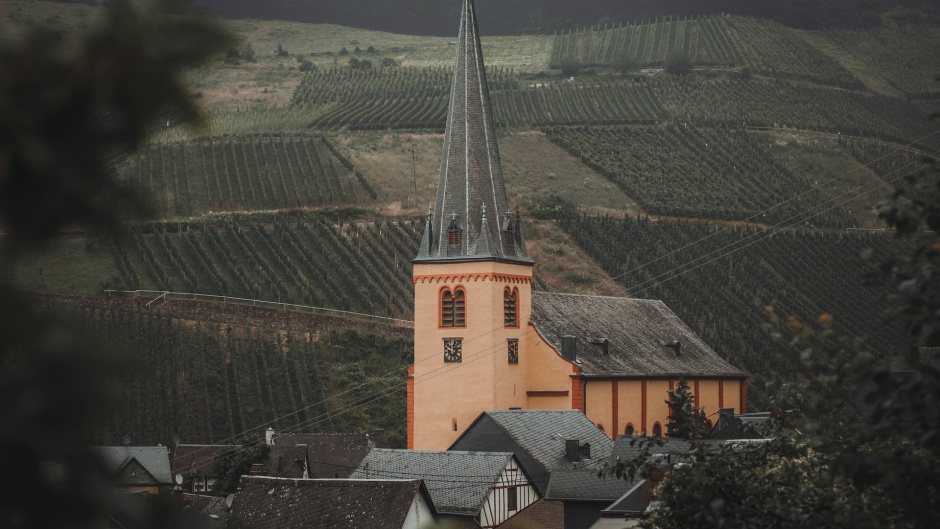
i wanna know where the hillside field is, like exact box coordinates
[4,1,938,443]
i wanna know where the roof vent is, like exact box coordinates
[663,341,681,356]
[591,338,609,355]
[562,336,578,361]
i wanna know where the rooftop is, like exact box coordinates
[531,292,747,378]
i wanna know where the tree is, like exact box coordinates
[211,436,271,494]
[298,59,315,72]
[241,42,257,62]
[275,43,289,57]
[664,52,692,76]
[0,1,231,527]
[665,378,710,439]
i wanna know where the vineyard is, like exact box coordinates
[546,125,858,226]
[292,68,664,130]
[820,25,940,98]
[549,15,864,90]
[120,134,377,218]
[840,138,940,199]
[559,215,914,408]
[39,297,411,447]
[105,214,421,319]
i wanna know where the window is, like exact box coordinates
[508,339,519,364]
[504,288,518,327]
[505,230,515,251]
[507,486,518,511]
[444,338,462,363]
[441,288,466,327]
[447,216,461,247]
[652,422,662,437]
[625,423,635,436]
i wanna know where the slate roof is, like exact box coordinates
[531,292,746,378]
[476,410,614,472]
[230,476,434,529]
[172,444,224,477]
[351,449,516,515]
[545,469,637,502]
[709,412,771,441]
[603,479,654,515]
[415,0,530,265]
[90,446,173,485]
[275,432,387,478]
[611,437,693,463]
[920,347,940,370]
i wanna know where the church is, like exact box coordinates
[407,0,748,450]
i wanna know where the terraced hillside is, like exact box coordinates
[550,15,864,89]
[559,216,916,405]
[122,134,376,218]
[40,296,411,447]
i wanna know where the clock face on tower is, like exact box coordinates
[444,338,463,363]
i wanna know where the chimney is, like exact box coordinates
[265,427,275,446]
[565,439,580,462]
[562,336,578,361]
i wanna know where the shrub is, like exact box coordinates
[665,52,692,76]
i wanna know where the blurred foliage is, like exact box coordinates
[211,436,270,494]
[0,1,232,528]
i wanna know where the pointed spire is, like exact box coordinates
[414,0,531,265]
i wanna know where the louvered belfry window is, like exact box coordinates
[448,228,460,246]
[504,288,518,327]
[441,288,466,327]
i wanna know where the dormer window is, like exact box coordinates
[441,287,466,327]
[504,287,518,327]
[447,215,461,247]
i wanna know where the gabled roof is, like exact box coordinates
[531,292,746,378]
[545,469,637,502]
[230,476,435,529]
[603,479,654,515]
[350,449,516,516]
[611,437,693,463]
[709,412,771,440]
[275,431,387,478]
[415,0,530,265]
[459,410,614,472]
[90,446,172,485]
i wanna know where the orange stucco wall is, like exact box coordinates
[409,261,748,448]
[412,260,540,450]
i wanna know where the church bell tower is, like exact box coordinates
[408,0,534,450]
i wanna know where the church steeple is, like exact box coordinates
[415,0,531,265]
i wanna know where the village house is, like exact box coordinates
[229,476,437,529]
[352,449,538,528]
[90,446,173,496]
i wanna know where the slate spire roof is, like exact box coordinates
[415,0,531,264]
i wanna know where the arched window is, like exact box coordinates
[504,287,518,327]
[441,287,466,327]
[625,423,635,436]
[652,422,662,437]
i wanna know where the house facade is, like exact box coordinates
[409,0,748,451]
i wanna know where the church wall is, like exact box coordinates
[524,332,578,410]
[411,260,533,450]
[645,380,671,435]
[617,380,643,437]
[697,379,720,423]
[584,381,614,437]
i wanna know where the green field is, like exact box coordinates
[559,215,915,407]
[121,134,377,217]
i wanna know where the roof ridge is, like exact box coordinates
[533,291,663,303]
